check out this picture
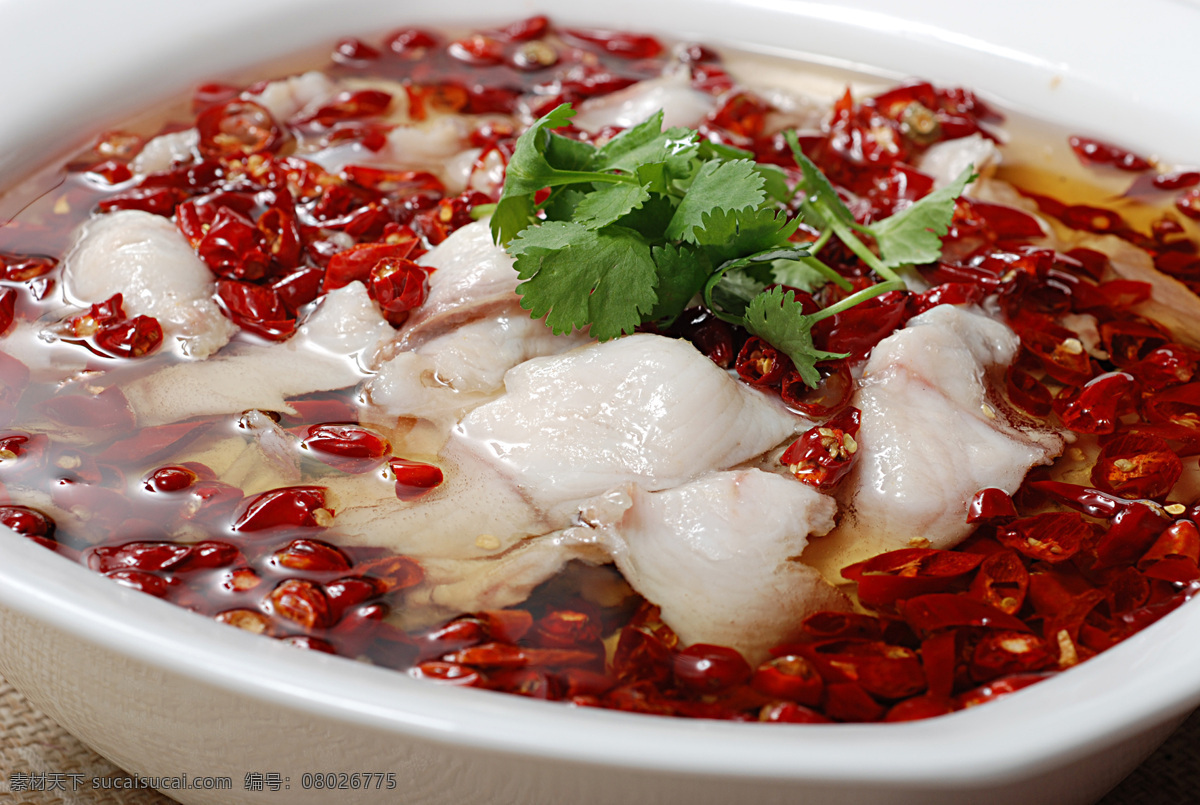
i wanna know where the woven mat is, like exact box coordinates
[0,673,1195,804]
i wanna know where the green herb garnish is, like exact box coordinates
[491,103,975,386]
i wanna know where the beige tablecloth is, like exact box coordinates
[0,673,1195,804]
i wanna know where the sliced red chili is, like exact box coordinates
[1146,382,1200,430]
[272,538,352,573]
[1138,520,1200,583]
[532,610,601,648]
[779,407,861,490]
[1091,433,1182,500]
[302,423,391,473]
[196,99,284,159]
[955,673,1055,708]
[798,640,926,701]
[1093,502,1170,569]
[1053,372,1137,435]
[1099,319,1168,367]
[673,644,752,694]
[750,655,823,705]
[843,548,985,609]
[1019,324,1094,386]
[93,315,163,359]
[966,488,1018,525]
[759,701,833,723]
[969,631,1054,682]
[1068,135,1152,172]
[560,28,663,59]
[781,359,854,417]
[232,486,331,532]
[900,593,1029,637]
[269,578,333,630]
[997,511,1098,563]
[1004,365,1053,418]
[800,610,884,642]
[885,694,956,722]
[967,550,1029,615]
[215,280,296,341]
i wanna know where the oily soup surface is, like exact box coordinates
[1,18,1199,723]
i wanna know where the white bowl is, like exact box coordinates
[2,2,1200,803]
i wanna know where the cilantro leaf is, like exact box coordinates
[573,183,652,229]
[649,243,711,322]
[492,104,635,245]
[509,221,658,340]
[702,246,809,321]
[861,166,976,269]
[693,205,801,261]
[754,163,791,205]
[542,187,589,222]
[771,258,836,293]
[744,287,846,387]
[664,159,766,243]
[787,133,857,233]
[592,111,698,175]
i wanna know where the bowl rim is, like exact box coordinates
[3,0,1200,788]
[4,527,1200,786]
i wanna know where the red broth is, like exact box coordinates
[2,17,1200,723]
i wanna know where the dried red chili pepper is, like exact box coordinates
[232,486,331,532]
[1068,136,1152,172]
[1092,502,1170,569]
[1053,372,1137,434]
[215,280,296,341]
[822,681,886,722]
[410,661,484,687]
[87,541,193,574]
[751,655,823,705]
[447,642,597,669]
[1019,324,1094,386]
[93,315,163,358]
[795,640,926,702]
[324,242,418,292]
[612,617,677,686]
[779,407,861,490]
[966,488,1018,525]
[272,538,352,573]
[759,701,832,723]
[997,511,1098,563]
[302,423,391,473]
[781,359,854,417]
[1091,433,1182,500]
[269,579,333,629]
[532,610,601,648]
[560,28,663,59]
[105,569,175,598]
[884,694,956,722]
[955,673,1055,708]
[967,550,1029,615]
[901,593,1029,637]
[0,505,56,542]
[369,257,429,324]
[1138,520,1200,583]
[1146,382,1200,431]
[969,631,1054,682]
[843,548,986,609]
[800,610,884,642]
[673,644,751,694]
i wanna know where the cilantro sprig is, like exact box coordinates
[491,103,975,386]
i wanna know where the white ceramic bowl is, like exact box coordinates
[3,2,1200,803]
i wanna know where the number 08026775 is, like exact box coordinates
[299,772,397,790]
